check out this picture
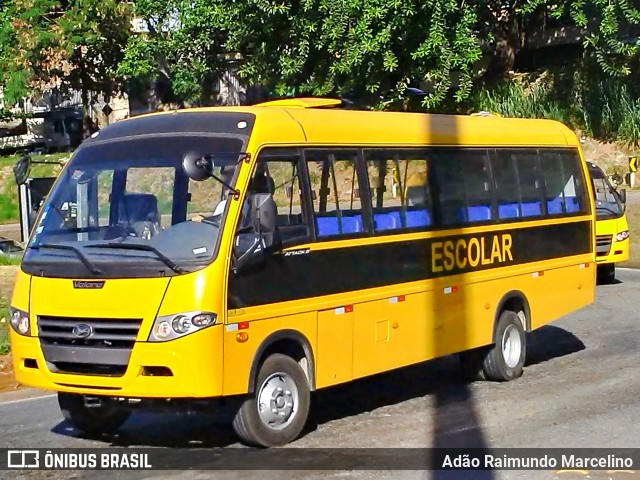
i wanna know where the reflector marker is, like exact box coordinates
[238,321,249,330]
[443,286,458,295]
[226,324,238,332]
[389,295,406,304]
[532,271,544,278]
[579,262,590,269]
[334,305,354,315]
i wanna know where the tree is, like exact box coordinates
[118,0,230,106]
[0,0,132,110]
[474,0,640,77]
[220,0,483,109]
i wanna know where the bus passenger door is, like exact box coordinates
[316,307,353,388]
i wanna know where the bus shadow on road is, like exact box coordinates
[51,409,241,448]
[525,325,585,366]
[306,325,584,436]
[49,325,583,451]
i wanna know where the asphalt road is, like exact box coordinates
[1,269,640,480]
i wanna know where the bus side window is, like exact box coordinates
[363,149,432,232]
[430,149,492,226]
[249,148,310,245]
[305,149,365,238]
[540,150,587,215]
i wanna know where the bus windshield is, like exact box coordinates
[23,135,245,278]
[590,167,624,219]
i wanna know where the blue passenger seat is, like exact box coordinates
[343,215,363,234]
[316,216,339,236]
[405,209,431,228]
[467,205,492,222]
[521,201,542,217]
[547,198,564,214]
[374,212,399,231]
[565,197,580,213]
[498,203,520,219]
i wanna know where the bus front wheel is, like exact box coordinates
[58,393,130,434]
[482,310,526,382]
[597,264,616,284]
[233,353,310,447]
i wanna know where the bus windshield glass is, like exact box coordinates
[23,135,245,278]
[590,167,623,219]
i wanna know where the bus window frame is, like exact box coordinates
[302,148,374,242]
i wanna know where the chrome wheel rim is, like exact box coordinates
[501,324,522,369]
[257,372,299,430]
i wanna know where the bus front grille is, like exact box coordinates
[38,316,142,377]
[595,235,612,257]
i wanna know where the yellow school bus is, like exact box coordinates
[9,98,595,446]
[588,162,629,283]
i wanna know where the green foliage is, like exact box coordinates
[0,0,132,107]
[118,0,229,105]
[0,296,9,356]
[219,0,482,109]
[467,66,640,146]
[469,74,570,123]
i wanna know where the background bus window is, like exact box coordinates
[251,149,310,244]
[540,150,587,215]
[305,150,365,238]
[364,149,432,232]
[430,149,493,225]
[492,150,544,219]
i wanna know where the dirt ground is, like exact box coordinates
[0,355,18,393]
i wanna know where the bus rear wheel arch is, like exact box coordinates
[461,294,529,382]
[232,353,311,447]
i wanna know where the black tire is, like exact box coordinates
[232,353,310,447]
[481,310,526,382]
[597,264,616,284]
[58,393,130,434]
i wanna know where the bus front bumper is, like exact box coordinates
[10,327,224,398]
[596,238,629,265]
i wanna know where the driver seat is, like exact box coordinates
[118,193,161,239]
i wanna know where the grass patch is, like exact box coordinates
[0,151,70,224]
[0,297,10,356]
[0,255,21,266]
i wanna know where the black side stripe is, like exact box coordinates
[228,221,592,309]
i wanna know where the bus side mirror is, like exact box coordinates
[619,188,627,204]
[13,155,31,185]
[182,151,212,181]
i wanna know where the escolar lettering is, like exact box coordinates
[432,234,513,273]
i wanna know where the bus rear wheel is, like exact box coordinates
[58,393,130,434]
[232,353,310,447]
[481,310,526,382]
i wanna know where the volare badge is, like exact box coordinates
[73,281,105,289]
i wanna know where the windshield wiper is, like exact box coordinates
[86,242,185,274]
[595,205,620,215]
[30,243,103,275]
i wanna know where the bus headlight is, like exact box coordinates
[616,230,629,241]
[9,307,30,336]
[149,311,217,342]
